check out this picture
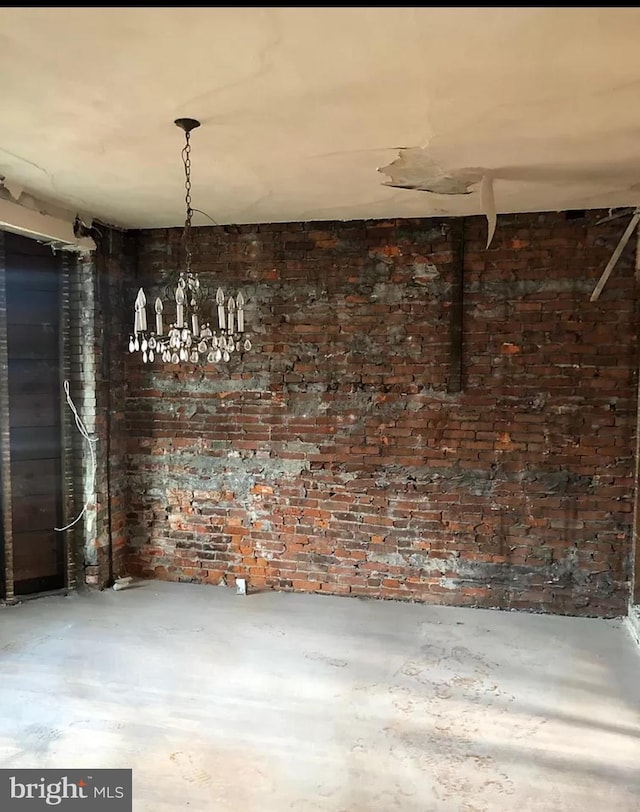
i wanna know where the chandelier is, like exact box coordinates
[128,118,252,365]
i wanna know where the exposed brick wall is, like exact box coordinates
[94,230,132,583]
[68,229,131,588]
[125,211,638,617]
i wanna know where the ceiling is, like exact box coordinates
[2,7,640,230]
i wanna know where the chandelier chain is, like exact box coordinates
[182,130,193,275]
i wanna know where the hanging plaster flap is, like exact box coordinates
[481,173,497,249]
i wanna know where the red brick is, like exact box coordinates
[120,211,635,618]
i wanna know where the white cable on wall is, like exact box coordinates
[54,380,98,532]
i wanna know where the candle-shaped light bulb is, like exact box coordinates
[216,287,226,331]
[135,288,147,333]
[155,298,163,336]
[175,286,185,328]
[192,313,199,337]
[236,291,245,333]
[141,290,148,331]
[227,296,235,335]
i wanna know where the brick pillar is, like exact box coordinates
[65,228,130,589]
[67,253,104,585]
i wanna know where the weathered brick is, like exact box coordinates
[116,211,637,617]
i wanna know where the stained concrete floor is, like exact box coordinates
[1,582,639,812]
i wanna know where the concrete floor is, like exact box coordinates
[1,582,639,812]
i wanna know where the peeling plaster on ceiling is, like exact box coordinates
[1,8,640,228]
[0,179,95,252]
[378,149,478,195]
[0,178,89,228]
[378,150,500,246]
